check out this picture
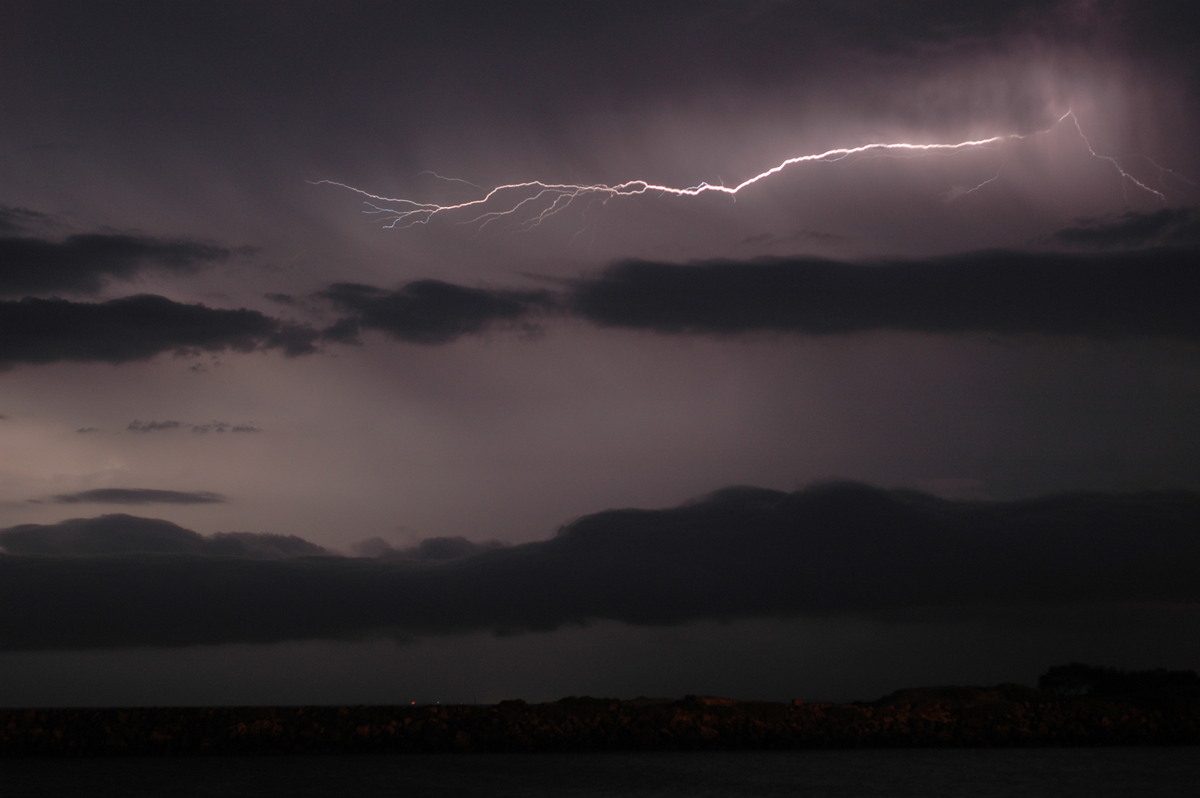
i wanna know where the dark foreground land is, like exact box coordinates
[2,684,1198,756]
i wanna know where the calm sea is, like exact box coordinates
[3,747,1197,797]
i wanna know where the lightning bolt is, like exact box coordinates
[312,111,1167,230]
[1062,113,1165,203]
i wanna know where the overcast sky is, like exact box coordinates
[2,0,1198,707]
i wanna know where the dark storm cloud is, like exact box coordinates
[0,231,237,297]
[0,514,326,559]
[319,281,549,345]
[0,515,204,557]
[0,294,318,368]
[321,245,1200,347]
[48,489,227,506]
[1052,208,1200,249]
[1,483,1197,651]
[567,249,1200,340]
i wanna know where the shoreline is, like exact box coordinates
[3,684,1198,756]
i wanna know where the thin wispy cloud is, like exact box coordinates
[125,420,262,434]
[1051,208,1200,249]
[47,489,228,506]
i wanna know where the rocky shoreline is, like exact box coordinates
[3,684,1197,756]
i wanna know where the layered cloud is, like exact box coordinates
[0,218,315,368]
[315,224,1200,344]
[567,247,1200,339]
[2,213,1194,374]
[2,483,1196,651]
[5,210,1195,370]
[0,230,239,297]
[0,294,318,367]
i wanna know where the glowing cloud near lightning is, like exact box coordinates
[312,111,1166,231]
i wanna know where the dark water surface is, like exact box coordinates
[4,747,1196,797]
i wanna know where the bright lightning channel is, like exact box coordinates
[311,111,1164,230]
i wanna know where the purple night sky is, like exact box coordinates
[1,0,1199,706]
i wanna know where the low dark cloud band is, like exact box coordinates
[0,515,324,559]
[1,483,1197,651]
